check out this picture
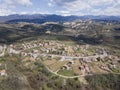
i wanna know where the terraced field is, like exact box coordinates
[43,60,57,66]
[48,61,69,72]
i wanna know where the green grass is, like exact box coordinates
[58,70,75,76]
[111,68,120,73]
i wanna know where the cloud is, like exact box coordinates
[64,0,91,12]
[56,10,71,16]
[17,0,32,6]
[50,0,120,16]
[0,9,16,16]
[88,0,114,6]
[48,3,53,7]
[0,0,120,16]
[0,0,32,16]
[50,0,76,5]
[31,11,51,14]
[3,0,32,6]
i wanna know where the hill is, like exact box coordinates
[0,14,120,23]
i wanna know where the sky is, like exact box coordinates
[0,0,120,16]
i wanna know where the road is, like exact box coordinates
[46,66,120,79]
[44,48,116,79]
[41,50,108,61]
[46,66,93,79]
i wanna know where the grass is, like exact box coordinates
[58,70,75,76]
[0,55,34,90]
[85,74,120,90]
[43,60,57,66]
[87,47,96,53]
[111,68,120,73]
[49,61,68,72]
[72,60,82,75]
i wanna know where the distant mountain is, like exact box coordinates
[0,14,120,23]
[0,14,45,23]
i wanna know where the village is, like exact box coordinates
[0,39,120,78]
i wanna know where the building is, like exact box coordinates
[0,70,7,76]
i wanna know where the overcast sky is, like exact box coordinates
[0,0,120,16]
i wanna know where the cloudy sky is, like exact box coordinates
[0,0,120,16]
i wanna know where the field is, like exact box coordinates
[48,61,68,72]
[72,60,83,75]
[91,65,107,74]
[58,70,75,76]
[43,60,57,66]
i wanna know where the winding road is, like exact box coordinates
[46,66,93,79]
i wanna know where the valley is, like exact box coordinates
[0,19,120,90]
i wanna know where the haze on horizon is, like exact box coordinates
[0,0,120,16]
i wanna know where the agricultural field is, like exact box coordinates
[48,61,68,72]
[58,70,75,76]
[72,60,83,75]
[43,60,57,66]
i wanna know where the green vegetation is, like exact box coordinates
[0,49,119,90]
[58,70,75,76]
[0,21,120,90]
[111,68,120,73]
[85,74,120,90]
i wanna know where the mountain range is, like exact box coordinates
[0,14,120,23]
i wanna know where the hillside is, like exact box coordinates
[0,19,120,90]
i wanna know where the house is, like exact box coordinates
[32,54,38,59]
[61,65,70,70]
[109,63,116,69]
[84,58,92,63]
[21,52,28,57]
[67,61,74,67]
[99,65,110,72]
[91,57,98,62]
[85,65,90,73]
[78,66,84,70]
[0,70,7,76]
[80,66,86,73]
[68,61,74,65]
[33,50,39,53]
